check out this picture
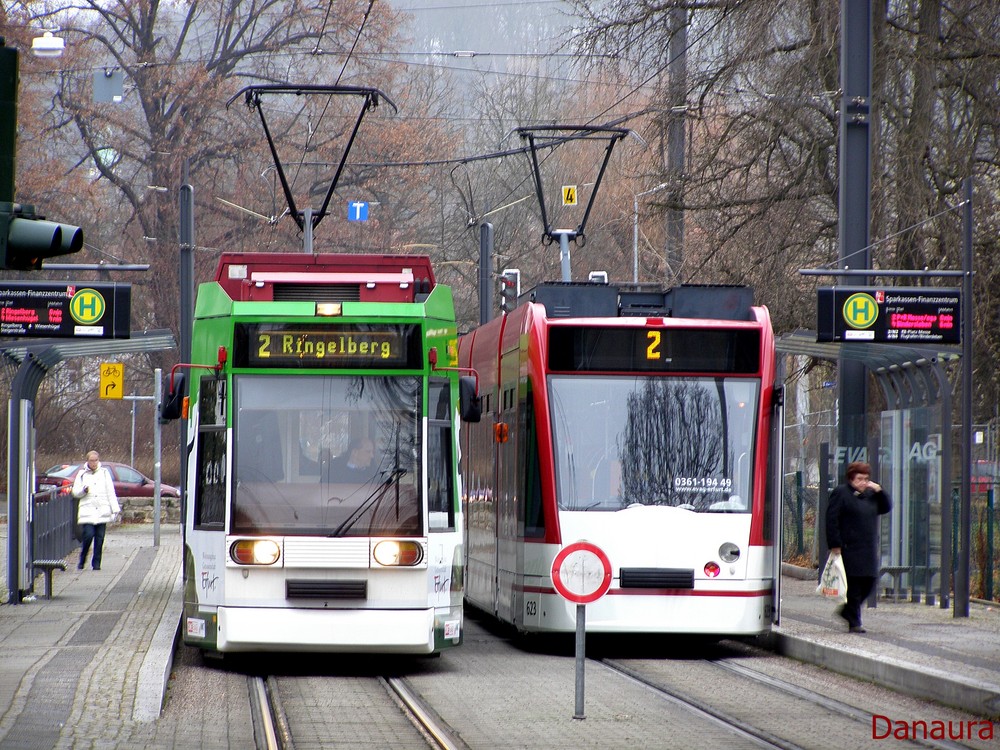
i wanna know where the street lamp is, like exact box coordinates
[31,31,65,58]
[632,182,669,284]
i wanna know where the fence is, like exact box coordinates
[966,485,998,601]
[782,472,818,567]
[783,479,1000,603]
[31,489,77,567]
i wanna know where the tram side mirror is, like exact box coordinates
[459,376,482,423]
[160,373,187,422]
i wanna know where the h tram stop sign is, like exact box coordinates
[0,281,131,339]
[551,540,612,721]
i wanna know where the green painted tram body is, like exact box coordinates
[179,254,465,654]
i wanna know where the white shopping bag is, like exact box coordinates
[816,553,848,604]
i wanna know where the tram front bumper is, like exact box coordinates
[215,606,444,654]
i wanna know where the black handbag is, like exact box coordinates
[72,494,84,542]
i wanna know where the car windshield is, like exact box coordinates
[47,464,81,477]
[549,375,759,512]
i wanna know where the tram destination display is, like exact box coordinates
[0,281,131,339]
[234,322,421,368]
[817,287,960,344]
[548,326,761,373]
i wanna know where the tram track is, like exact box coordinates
[602,654,974,750]
[248,676,292,750]
[710,659,973,750]
[383,676,470,750]
[184,616,989,749]
[601,659,799,750]
[248,673,467,750]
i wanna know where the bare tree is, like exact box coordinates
[567,0,1000,416]
[1,1,459,468]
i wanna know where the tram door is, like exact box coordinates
[495,344,521,624]
[769,382,784,625]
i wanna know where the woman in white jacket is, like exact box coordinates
[72,451,121,570]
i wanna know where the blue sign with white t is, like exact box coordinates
[348,201,369,221]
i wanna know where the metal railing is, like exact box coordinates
[31,489,76,565]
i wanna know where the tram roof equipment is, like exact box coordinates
[210,252,435,304]
[517,282,756,322]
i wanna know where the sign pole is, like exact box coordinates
[550,540,612,721]
[153,367,162,547]
[116,367,162,546]
[574,603,586,720]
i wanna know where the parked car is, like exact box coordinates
[35,462,180,498]
[973,459,999,494]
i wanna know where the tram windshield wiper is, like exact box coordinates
[328,468,408,537]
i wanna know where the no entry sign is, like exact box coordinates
[550,541,612,604]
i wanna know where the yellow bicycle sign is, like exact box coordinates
[99,362,124,400]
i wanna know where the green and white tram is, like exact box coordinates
[165,253,478,655]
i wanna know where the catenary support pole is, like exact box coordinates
[956,176,974,616]
[479,223,494,324]
[179,163,194,524]
[837,0,872,473]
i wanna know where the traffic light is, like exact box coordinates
[499,268,520,314]
[0,201,83,270]
[1,42,83,270]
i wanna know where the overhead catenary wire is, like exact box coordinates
[22,3,742,250]
[286,0,377,202]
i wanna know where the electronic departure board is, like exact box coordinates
[233,323,421,369]
[0,282,131,339]
[817,287,961,344]
[547,327,761,373]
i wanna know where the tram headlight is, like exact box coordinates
[373,540,424,567]
[229,539,281,565]
[704,561,721,578]
[719,543,741,563]
[315,302,342,316]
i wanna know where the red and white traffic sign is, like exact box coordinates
[550,541,612,604]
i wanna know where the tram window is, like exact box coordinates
[428,380,455,530]
[232,375,422,536]
[428,380,451,420]
[549,375,758,512]
[239,411,284,482]
[297,411,322,476]
[298,411,348,477]
[198,378,226,426]
[523,391,545,537]
[195,429,226,529]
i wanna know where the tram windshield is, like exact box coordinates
[549,375,758,512]
[232,375,422,536]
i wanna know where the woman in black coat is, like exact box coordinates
[826,460,892,633]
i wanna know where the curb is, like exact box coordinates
[763,631,1000,720]
[781,562,817,581]
[133,552,184,722]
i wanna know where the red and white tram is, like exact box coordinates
[459,282,783,635]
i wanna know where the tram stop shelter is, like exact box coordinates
[777,330,962,608]
[2,329,176,602]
